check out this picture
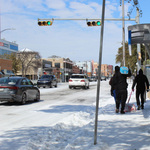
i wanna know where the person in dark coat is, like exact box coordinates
[109,76,116,102]
[111,66,131,114]
[132,69,149,110]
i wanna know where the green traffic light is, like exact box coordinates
[97,21,101,26]
[47,21,51,25]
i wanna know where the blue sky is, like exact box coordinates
[0,0,149,67]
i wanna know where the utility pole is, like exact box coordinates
[136,8,141,71]
[122,0,126,66]
[94,0,105,145]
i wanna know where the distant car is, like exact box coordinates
[89,76,97,82]
[101,76,106,81]
[37,75,57,88]
[0,77,40,104]
[69,74,89,89]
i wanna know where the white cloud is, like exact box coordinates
[45,0,66,9]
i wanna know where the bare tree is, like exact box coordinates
[17,49,41,77]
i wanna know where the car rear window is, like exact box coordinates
[71,75,84,78]
[40,75,52,79]
[0,78,19,85]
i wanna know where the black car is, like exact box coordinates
[37,75,57,88]
[0,77,40,104]
[89,76,97,82]
[101,76,106,81]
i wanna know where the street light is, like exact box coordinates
[0,28,15,39]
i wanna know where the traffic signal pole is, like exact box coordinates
[38,18,135,21]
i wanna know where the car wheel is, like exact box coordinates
[50,83,53,88]
[83,86,87,89]
[34,92,40,102]
[21,93,26,105]
[69,86,72,89]
[55,83,57,88]
[43,87,45,88]
[87,84,89,89]
[74,87,76,89]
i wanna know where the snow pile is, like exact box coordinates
[19,105,108,150]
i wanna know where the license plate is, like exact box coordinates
[0,88,4,91]
[74,80,78,82]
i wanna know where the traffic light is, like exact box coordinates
[138,52,141,60]
[38,21,53,26]
[87,21,101,27]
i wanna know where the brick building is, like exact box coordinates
[0,39,18,77]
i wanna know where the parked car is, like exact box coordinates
[37,75,57,88]
[101,76,106,81]
[0,76,40,104]
[69,74,89,89]
[89,76,97,82]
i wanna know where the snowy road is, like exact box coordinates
[0,81,99,150]
[1,80,150,150]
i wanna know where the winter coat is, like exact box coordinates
[132,69,149,92]
[111,66,131,92]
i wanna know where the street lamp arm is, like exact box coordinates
[0,28,15,34]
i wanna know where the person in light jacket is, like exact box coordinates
[132,69,149,110]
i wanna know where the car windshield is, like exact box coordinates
[40,75,51,79]
[0,78,19,85]
[71,75,84,78]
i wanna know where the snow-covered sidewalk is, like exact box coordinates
[18,81,150,150]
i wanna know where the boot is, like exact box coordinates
[141,105,144,109]
[120,108,125,114]
[137,105,140,110]
[115,108,119,113]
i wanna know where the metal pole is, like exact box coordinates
[38,18,135,21]
[122,0,125,66]
[94,0,105,145]
[136,8,141,71]
[65,57,66,82]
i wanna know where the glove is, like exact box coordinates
[132,89,134,92]
[147,89,149,92]
[111,91,114,97]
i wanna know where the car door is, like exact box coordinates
[19,78,29,100]
[26,78,37,100]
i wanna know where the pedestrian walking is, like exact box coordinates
[109,76,116,102]
[111,66,131,114]
[132,69,149,110]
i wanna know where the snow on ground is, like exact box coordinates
[10,81,150,149]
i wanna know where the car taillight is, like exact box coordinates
[69,79,73,82]
[81,80,85,82]
[9,86,18,90]
[0,86,18,90]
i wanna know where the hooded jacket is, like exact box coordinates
[111,66,131,91]
[132,69,149,91]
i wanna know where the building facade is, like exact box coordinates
[75,61,93,76]
[0,39,18,76]
[101,64,113,77]
[43,56,74,82]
